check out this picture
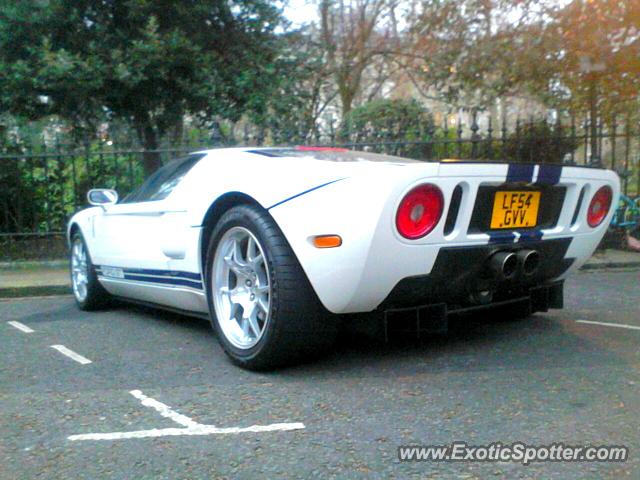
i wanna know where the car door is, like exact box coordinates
[91,154,205,305]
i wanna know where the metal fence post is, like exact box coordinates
[623,114,630,195]
[442,116,449,159]
[456,117,463,159]
[470,111,479,159]
[486,116,493,159]
[570,115,577,165]
[501,115,507,160]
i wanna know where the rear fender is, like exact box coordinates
[268,174,399,313]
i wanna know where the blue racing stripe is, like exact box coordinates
[267,178,347,209]
[488,232,517,244]
[506,164,535,183]
[96,265,203,290]
[123,274,203,290]
[536,165,562,185]
[518,230,543,242]
[119,267,201,281]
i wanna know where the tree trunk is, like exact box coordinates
[337,82,356,142]
[340,88,354,118]
[170,116,184,145]
[137,122,162,176]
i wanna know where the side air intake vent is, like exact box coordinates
[571,186,586,226]
[443,184,463,235]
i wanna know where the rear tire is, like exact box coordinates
[206,204,337,370]
[70,231,110,310]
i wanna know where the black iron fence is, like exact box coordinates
[0,146,198,261]
[1,113,638,261]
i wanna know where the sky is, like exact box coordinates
[283,0,318,27]
[281,0,575,30]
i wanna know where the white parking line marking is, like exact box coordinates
[576,320,640,331]
[68,422,307,441]
[129,389,200,429]
[7,321,34,333]
[68,389,305,441]
[50,345,93,365]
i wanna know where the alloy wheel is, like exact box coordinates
[212,227,271,349]
[71,238,89,302]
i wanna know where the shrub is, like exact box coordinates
[340,99,434,159]
[502,121,579,164]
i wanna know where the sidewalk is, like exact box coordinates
[1,250,639,299]
[581,249,640,270]
[0,261,70,298]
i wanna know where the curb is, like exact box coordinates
[580,261,640,271]
[0,285,71,299]
[0,260,67,271]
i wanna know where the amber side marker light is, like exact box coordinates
[312,235,342,248]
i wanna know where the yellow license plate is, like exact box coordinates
[490,191,541,229]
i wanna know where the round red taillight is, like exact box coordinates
[396,184,444,239]
[587,185,613,228]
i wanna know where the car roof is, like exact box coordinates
[194,147,422,164]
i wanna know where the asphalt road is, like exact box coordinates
[1,269,639,479]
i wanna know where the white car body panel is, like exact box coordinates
[68,148,620,316]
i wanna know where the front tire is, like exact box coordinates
[70,231,110,310]
[206,204,336,370]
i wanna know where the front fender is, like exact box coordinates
[67,207,101,247]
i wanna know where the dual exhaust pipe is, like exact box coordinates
[488,249,540,281]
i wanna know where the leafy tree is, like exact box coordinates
[340,98,434,157]
[540,0,640,113]
[539,0,640,159]
[251,29,336,145]
[0,0,285,174]
[407,0,639,117]
[319,0,402,119]
[406,0,548,108]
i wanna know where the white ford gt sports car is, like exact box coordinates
[68,147,619,369]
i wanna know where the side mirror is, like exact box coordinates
[87,189,118,208]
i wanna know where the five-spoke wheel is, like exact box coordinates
[71,237,89,303]
[69,231,109,310]
[212,227,271,349]
[206,204,337,370]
